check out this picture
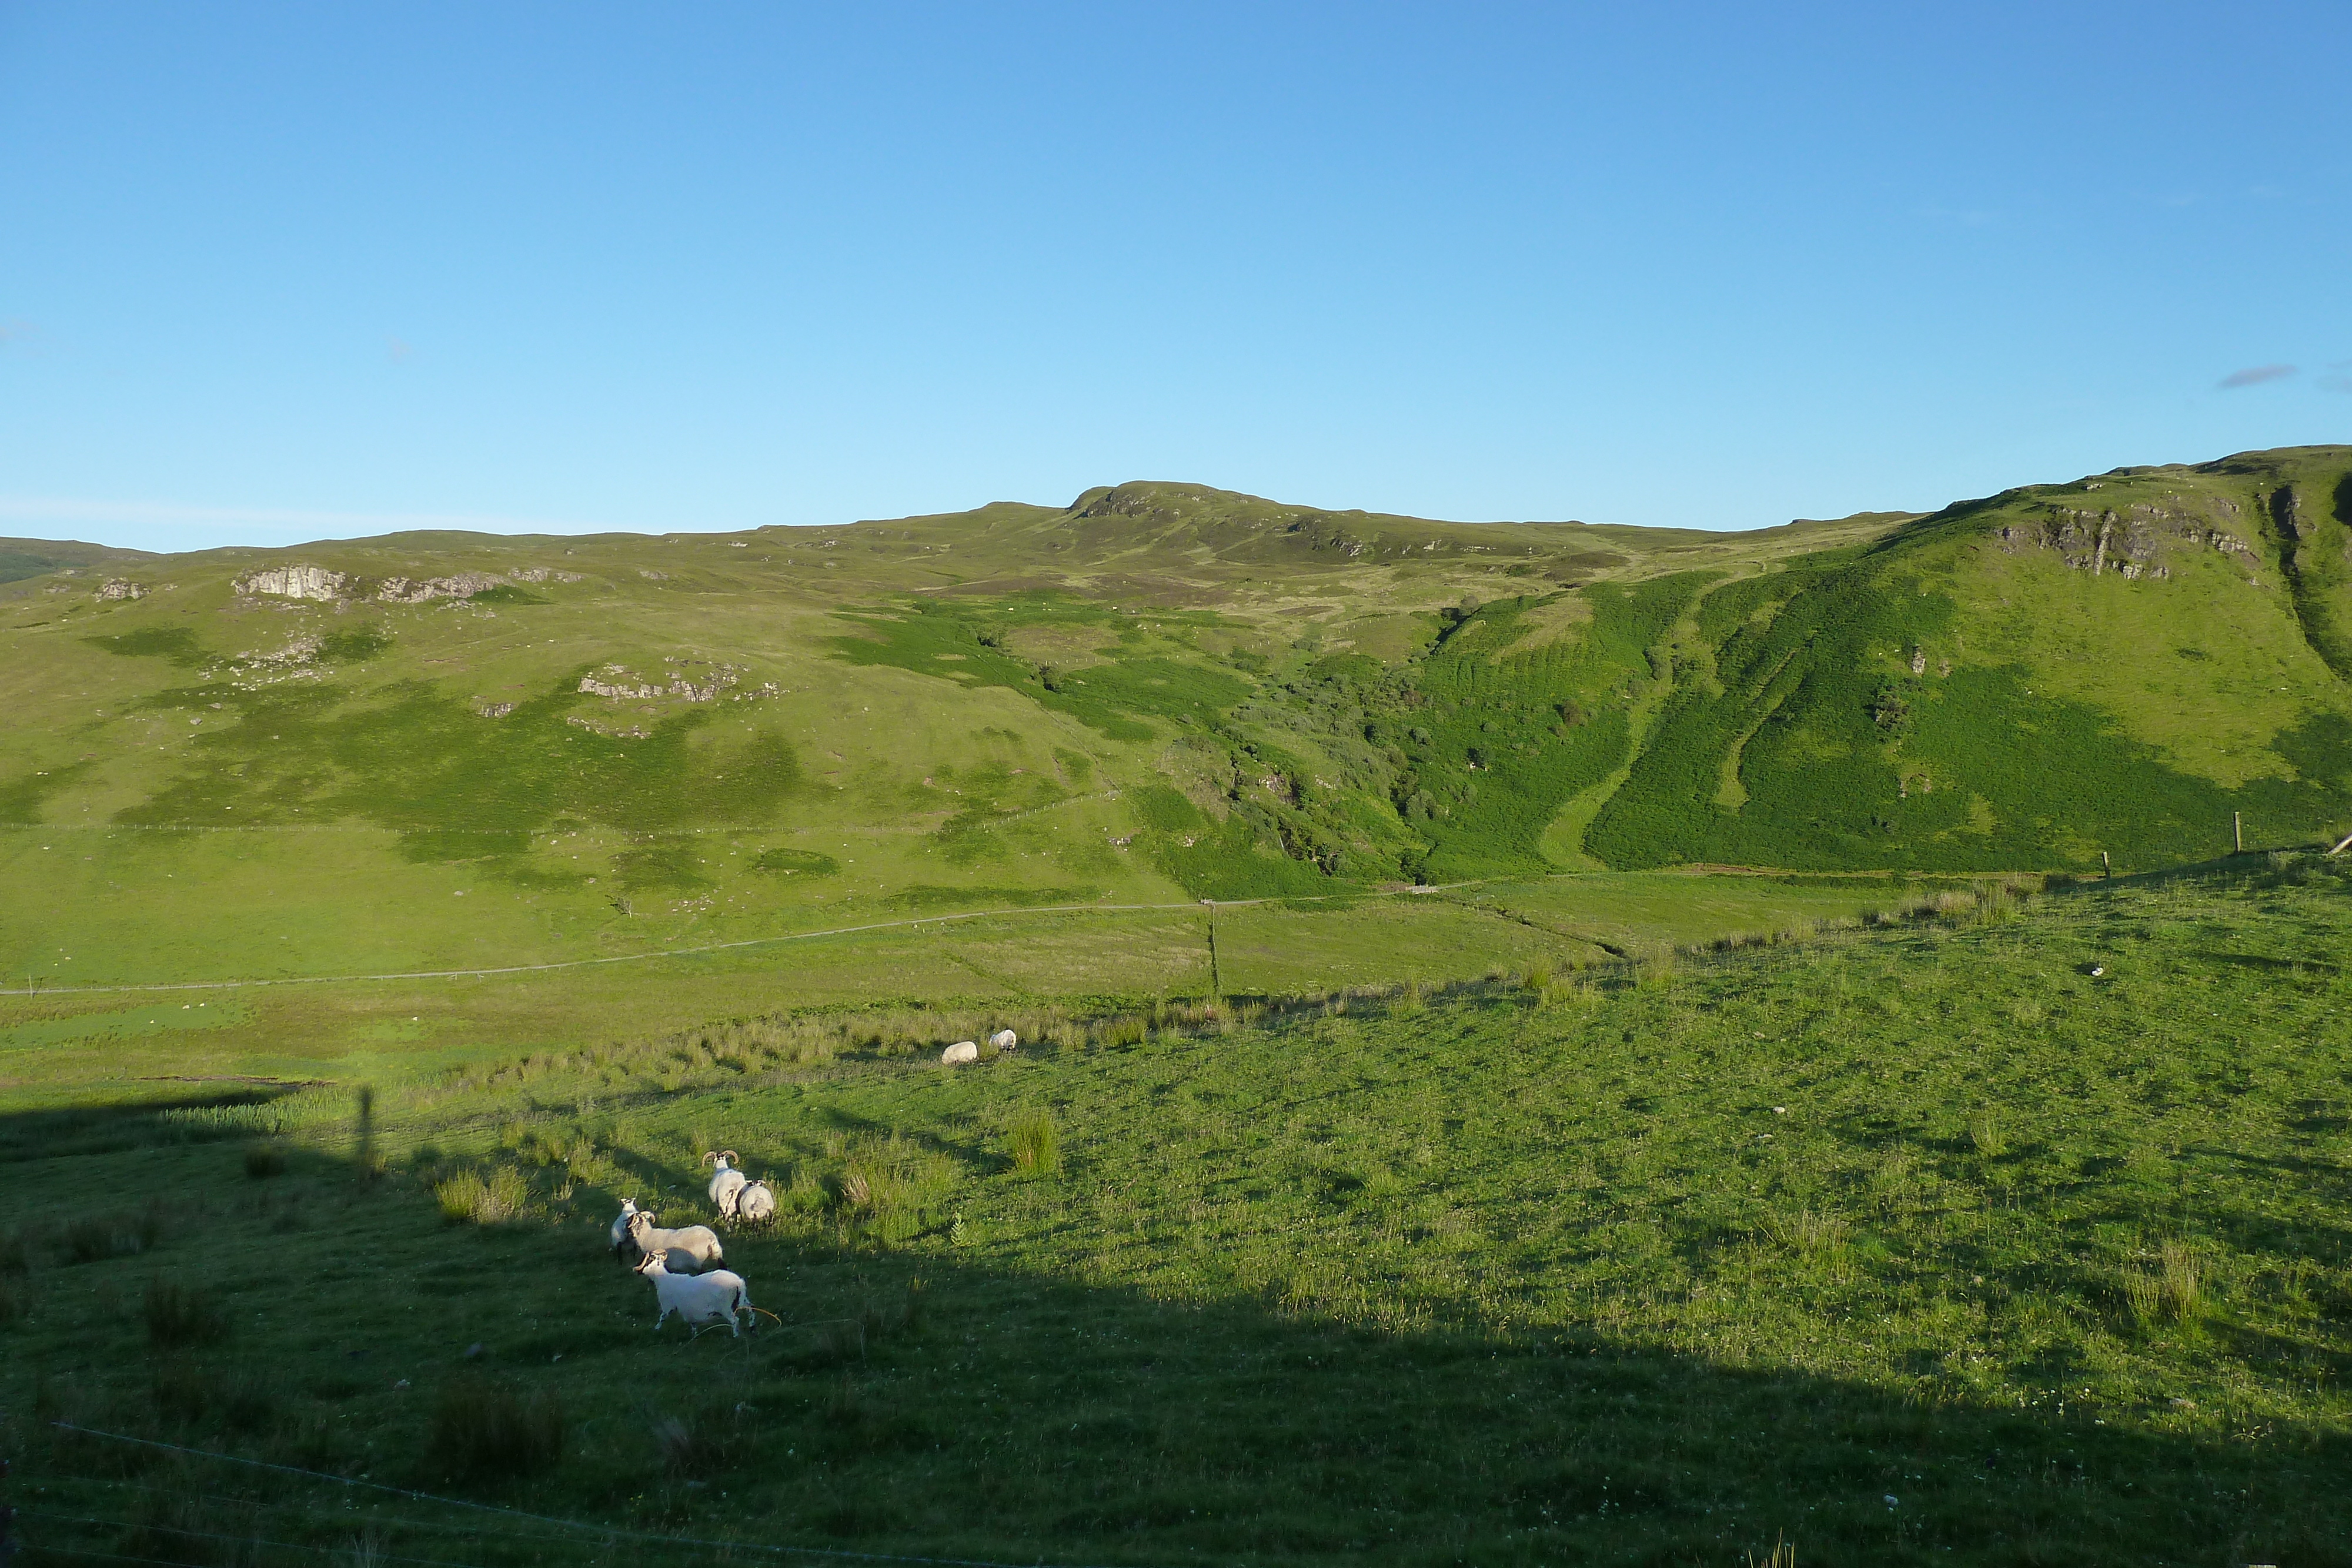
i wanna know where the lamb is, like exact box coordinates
[734,1180,776,1224]
[632,1249,754,1336]
[702,1150,747,1218]
[941,1040,979,1065]
[608,1197,644,1263]
[624,1209,724,1273]
[988,1028,1018,1053]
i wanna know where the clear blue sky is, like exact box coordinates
[2,2,2346,550]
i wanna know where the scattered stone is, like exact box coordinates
[97,578,148,601]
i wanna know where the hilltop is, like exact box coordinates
[1,449,2347,1001]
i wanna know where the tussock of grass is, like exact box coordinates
[64,1208,160,1266]
[652,1406,746,1477]
[425,1377,565,1483]
[142,1278,226,1348]
[434,1165,530,1224]
[1007,1111,1059,1176]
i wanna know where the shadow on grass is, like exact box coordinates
[0,1085,305,1163]
[4,1118,2348,1566]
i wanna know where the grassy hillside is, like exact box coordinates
[4,855,2347,1566]
[1589,448,2352,872]
[2,450,2347,997]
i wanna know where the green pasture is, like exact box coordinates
[4,858,2348,1564]
[0,871,1922,1110]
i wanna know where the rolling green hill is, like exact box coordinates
[3,449,2348,1001]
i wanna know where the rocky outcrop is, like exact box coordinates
[1992,493,2274,583]
[96,578,148,601]
[235,565,347,601]
[577,661,744,703]
[475,701,515,718]
[378,571,505,603]
[579,674,665,699]
[507,567,583,584]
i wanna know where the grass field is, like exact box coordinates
[4,855,2348,1566]
[0,871,1927,1112]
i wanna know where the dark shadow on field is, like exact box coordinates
[6,1119,2351,1568]
[0,1085,305,1162]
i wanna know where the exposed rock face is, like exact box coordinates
[96,579,148,600]
[475,701,515,718]
[235,565,348,601]
[507,567,583,584]
[1909,646,1927,675]
[1990,493,2278,584]
[378,571,505,603]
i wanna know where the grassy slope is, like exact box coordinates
[1589,447,2352,872]
[5,857,2347,1566]
[2,451,2348,998]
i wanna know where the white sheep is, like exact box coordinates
[734,1180,776,1224]
[632,1249,754,1336]
[941,1040,979,1065]
[701,1150,747,1218]
[608,1197,644,1263]
[989,1028,1018,1053]
[624,1209,724,1273]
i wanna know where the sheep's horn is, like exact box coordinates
[721,1149,739,1162]
[701,1152,716,1165]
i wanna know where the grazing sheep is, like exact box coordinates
[701,1151,747,1218]
[734,1180,776,1224]
[941,1040,979,1065]
[989,1029,1018,1053]
[609,1197,645,1263]
[624,1209,724,1273]
[632,1249,754,1336]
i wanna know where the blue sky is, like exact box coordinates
[1,2,2346,550]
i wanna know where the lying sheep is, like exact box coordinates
[734,1180,776,1224]
[989,1029,1018,1053]
[632,1249,754,1336]
[625,1208,724,1273]
[941,1040,979,1065]
[609,1197,644,1263]
[702,1150,747,1218]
